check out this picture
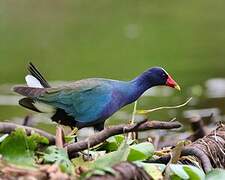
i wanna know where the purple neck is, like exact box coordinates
[132,71,153,89]
[125,73,153,104]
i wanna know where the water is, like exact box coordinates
[0,0,225,133]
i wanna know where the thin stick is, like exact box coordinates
[136,97,192,115]
[128,101,138,139]
[55,125,65,148]
[131,101,137,125]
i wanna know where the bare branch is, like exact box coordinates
[0,122,55,144]
[146,124,225,173]
[55,125,65,148]
[67,120,182,157]
[86,162,152,180]
[182,124,225,172]
[0,120,182,158]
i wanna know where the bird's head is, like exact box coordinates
[144,67,181,90]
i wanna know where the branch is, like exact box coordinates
[146,123,225,173]
[86,162,151,180]
[67,120,182,157]
[0,122,55,144]
[0,120,182,158]
[55,125,65,148]
[182,123,225,172]
[187,116,207,142]
[86,124,225,179]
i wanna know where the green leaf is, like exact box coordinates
[0,128,49,168]
[100,135,125,152]
[169,164,205,180]
[183,165,205,180]
[92,169,106,176]
[112,135,125,144]
[127,142,154,161]
[28,132,49,149]
[206,169,225,180]
[91,140,130,169]
[170,164,189,180]
[170,174,182,180]
[64,135,76,143]
[72,155,93,169]
[80,167,116,180]
[0,134,8,143]
[135,162,165,180]
[43,146,74,174]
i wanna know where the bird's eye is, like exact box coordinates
[162,73,166,77]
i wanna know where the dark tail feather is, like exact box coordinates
[13,86,46,97]
[28,62,51,88]
[19,98,41,112]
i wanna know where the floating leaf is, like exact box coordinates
[128,142,154,161]
[91,140,130,169]
[72,155,93,169]
[28,131,49,147]
[64,127,78,143]
[100,135,125,152]
[43,146,74,174]
[170,164,189,179]
[135,162,165,180]
[206,169,225,180]
[0,128,49,168]
[91,169,106,176]
[64,135,76,143]
[0,134,8,143]
[136,98,192,115]
[183,165,205,180]
[80,167,116,180]
[169,164,205,180]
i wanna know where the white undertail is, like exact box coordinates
[25,75,43,88]
[25,75,55,114]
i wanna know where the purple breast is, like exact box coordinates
[100,91,127,120]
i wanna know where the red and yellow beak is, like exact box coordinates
[166,75,181,91]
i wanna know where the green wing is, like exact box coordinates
[38,79,113,123]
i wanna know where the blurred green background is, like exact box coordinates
[0,0,224,131]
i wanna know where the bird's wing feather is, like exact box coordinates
[38,81,113,123]
[13,79,115,123]
[13,78,104,97]
[13,86,47,97]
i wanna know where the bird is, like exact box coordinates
[13,63,180,131]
